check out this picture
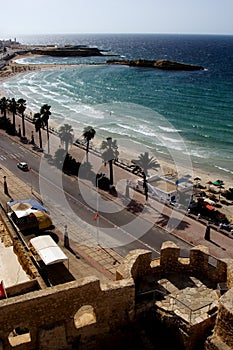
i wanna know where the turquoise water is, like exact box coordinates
[2,34,233,177]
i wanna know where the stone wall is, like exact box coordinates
[116,241,229,285]
[0,241,233,349]
[205,288,233,349]
[117,242,233,350]
[0,277,135,349]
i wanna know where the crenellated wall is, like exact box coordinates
[116,241,233,350]
[0,241,233,350]
[116,241,229,286]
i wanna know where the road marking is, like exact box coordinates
[9,153,23,159]
[33,168,160,255]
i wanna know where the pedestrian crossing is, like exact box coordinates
[0,152,25,162]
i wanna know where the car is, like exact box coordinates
[17,162,29,171]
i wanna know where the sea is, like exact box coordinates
[2,33,233,180]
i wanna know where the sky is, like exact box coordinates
[1,0,233,38]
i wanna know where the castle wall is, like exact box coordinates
[0,277,135,350]
[117,242,228,285]
[0,241,232,350]
[205,288,233,349]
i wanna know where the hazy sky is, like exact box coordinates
[1,0,233,38]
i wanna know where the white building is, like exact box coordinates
[138,174,193,204]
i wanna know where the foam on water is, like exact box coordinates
[2,34,233,178]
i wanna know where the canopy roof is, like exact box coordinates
[30,235,68,265]
[7,199,48,213]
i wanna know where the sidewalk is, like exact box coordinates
[0,163,122,282]
[70,145,233,260]
[1,112,233,268]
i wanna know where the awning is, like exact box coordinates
[7,199,49,213]
[205,204,215,211]
[32,211,53,230]
[30,235,68,265]
[204,198,215,205]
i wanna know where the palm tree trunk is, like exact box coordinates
[109,159,113,185]
[38,128,42,149]
[142,172,148,201]
[46,125,50,154]
[22,113,26,137]
[86,140,90,162]
[13,112,16,135]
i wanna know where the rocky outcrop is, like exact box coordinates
[34,45,104,57]
[107,58,204,71]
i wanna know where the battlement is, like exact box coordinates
[116,241,233,350]
[0,241,232,349]
[116,241,231,287]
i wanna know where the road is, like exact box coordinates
[0,133,192,259]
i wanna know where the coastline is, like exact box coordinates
[0,55,232,220]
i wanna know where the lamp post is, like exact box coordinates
[96,173,105,246]
[64,224,69,248]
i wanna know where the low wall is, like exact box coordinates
[0,277,135,349]
[0,241,232,350]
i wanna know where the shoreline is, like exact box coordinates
[0,55,232,219]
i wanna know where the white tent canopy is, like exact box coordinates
[30,235,68,266]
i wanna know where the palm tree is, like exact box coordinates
[17,98,27,137]
[33,113,43,149]
[58,124,74,153]
[82,126,96,162]
[101,137,119,185]
[9,98,17,134]
[0,97,8,120]
[132,151,159,201]
[40,104,51,154]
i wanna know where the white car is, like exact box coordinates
[17,162,29,171]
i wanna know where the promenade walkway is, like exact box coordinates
[0,110,233,287]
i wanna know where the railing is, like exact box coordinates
[137,288,216,324]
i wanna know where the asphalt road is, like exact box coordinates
[0,133,192,259]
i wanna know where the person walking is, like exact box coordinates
[205,221,211,241]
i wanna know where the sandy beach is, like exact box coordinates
[0,54,233,221]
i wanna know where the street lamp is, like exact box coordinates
[95,173,105,246]
[64,224,69,248]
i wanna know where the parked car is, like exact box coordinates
[17,162,29,171]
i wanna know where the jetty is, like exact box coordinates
[107,58,204,71]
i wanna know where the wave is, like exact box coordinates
[158,125,182,133]
[214,165,233,175]
[117,123,157,137]
[2,33,233,181]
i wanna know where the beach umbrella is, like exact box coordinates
[194,176,201,182]
[213,179,224,186]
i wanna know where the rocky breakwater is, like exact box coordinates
[107,58,204,71]
[33,45,104,57]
